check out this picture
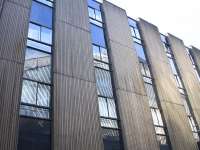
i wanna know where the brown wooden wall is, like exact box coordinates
[138,19,198,150]
[53,0,103,149]
[168,35,200,129]
[0,0,31,150]
[102,2,159,150]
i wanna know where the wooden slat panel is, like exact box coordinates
[161,101,199,150]
[0,1,30,150]
[55,0,89,31]
[53,0,103,149]
[53,74,103,150]
[0,1,30,63]
[102,2,159,150]
[0,60,24,150]
[116,90,159,150]
[138,18,198,150]
[168,35,200,127]
[54,21,95,82]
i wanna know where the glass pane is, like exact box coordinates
[156,109,164,126]
[100,118,118,129]
[107,99,117,118]
[88,0,101,10]
[90,24,106,47]
[128,18,137,28]
[151,109,159,125]
[94,60,109,70]
[98,97,109,117]
[36,0,53,7]
[27,40,52,53]
[134,42,146,62]
[23,48,51,83]
[37,84,50,107]
[144,83,158,108]
[89,18,103,27]
[28,23,40,41]
[95,10,102,22]
[93,45,101,60]
[30,1,52,28]
[21,80,37,105]
[41,27,52,44]
[157,135,167,144]
[95,68,113,97]
[155,126,165,135]
[88,7,95,19]
[134,28,141,39]
[102,129,121,150]
[100,47,109,63]
[18,118,51,150]
[20,105,49,119]
[168,57,178,75]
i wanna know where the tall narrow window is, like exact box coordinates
[18,1,54,150]
[128,18,171,149]
[160,34,200,142]
[87,0,123,149]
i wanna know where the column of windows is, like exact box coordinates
[18,1,54,150]
[128,18,171,149]
[88,0,123,149]
[160,34,200,141]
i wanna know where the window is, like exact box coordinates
[30,1,52,28]
[90,24,106,47]
[102,129,121,150]
[27,39,52,53]
[93,44,108,62]
[95,68,113,98]
[23,48,51,83]
[88,7,102,22]
[98,97,117,118]
[21,80,50,107]
[18,118,51,150]
[28,23,52,44]
[134,42,146,62]
[88,0,101,10]
[36,0,53,7]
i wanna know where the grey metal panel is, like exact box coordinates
[0,60,24,150]
[55,0,90,31]
[138,19,183,105]
[54,21,95,82]
[8,0,32,8]
[160,101,198,150]
[53,74,103,150]
[138,18,198,150]
[53,0,103,149]
[102,2,159,150]
[0,1,30,150]
[168,35,200,126]
[116,90,159,150]
[0,1,30,63]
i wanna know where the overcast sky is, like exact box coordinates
[106,0,200,48]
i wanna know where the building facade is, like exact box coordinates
[0,0,200,150]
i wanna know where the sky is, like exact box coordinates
[106,0,200,48]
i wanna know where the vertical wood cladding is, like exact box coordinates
[138,19,198,150]
[53,0,103,150]
[102,2,159,150]
[0,1,30,150]
[168,35,200,127]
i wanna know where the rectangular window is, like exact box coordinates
[134,42,146,62]
[95,68,113,98]
[90,24,106,47]
[23,48,51,83]
[18,118,51,150]
[28,23,52,44]
[30,1,52,28]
